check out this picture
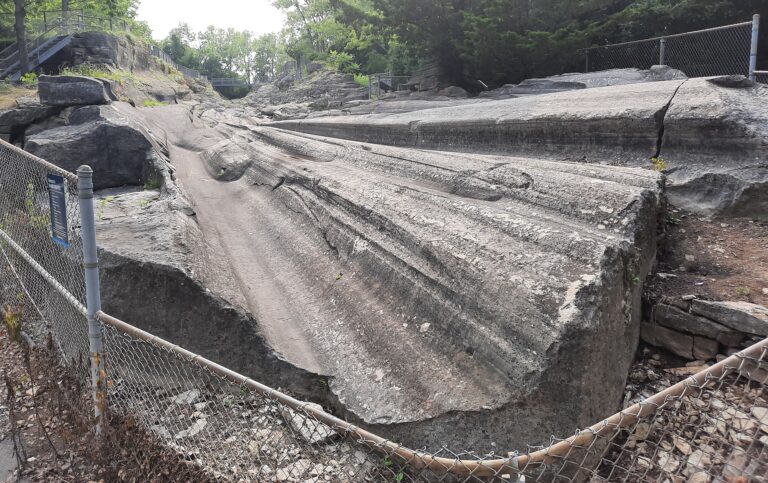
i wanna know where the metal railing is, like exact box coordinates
[209,77,250,88]
[1,138,767,482]
[367,73,413,99]
[1,11,138,80]
[148,45,207,82]
[582,14,762,82]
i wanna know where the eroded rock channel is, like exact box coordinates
[97,97,663,452]
[8,68,766,454]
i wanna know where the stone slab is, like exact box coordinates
[691,300,768,336]
[653,303,744,346]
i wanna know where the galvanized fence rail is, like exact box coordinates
[1,138,767,482]
[583,15,763,82]
[148,45,208,82]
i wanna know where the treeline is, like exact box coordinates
[273,0,766,89]
[0,0,151,41]
[159,25,289,82]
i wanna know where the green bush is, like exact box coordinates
[20,72,37,86]
[326,51,360,74]
[353,73,369,88]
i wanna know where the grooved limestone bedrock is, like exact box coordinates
[270,78,768,218]
[190,115,664,452]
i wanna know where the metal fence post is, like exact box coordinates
[585,49,590,73]
[77,165,106,434]
[659,37,666,65]
[750,14,760,81]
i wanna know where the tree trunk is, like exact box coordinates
[14,0,28,77]
[62,0,70,34]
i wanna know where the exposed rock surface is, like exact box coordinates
[43,31,154,72]
[38,75,111,106]
[0,96,59,142]
[270,78,767,218]
[241,69,368,119]
[136,104,664,452]
[641,296,766,361]
[660,77,768,217]
[691,300,768,336]
[25,104,164,190]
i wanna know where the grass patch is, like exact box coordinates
[353,73,369,88]
[0,82,34,109]
[20,72,37,86]
[60,63,137,84]
[142,98,167,107]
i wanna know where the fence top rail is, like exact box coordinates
[95,308,768,477]
[581,19,753,51]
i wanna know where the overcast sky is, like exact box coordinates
[136,0,285,40]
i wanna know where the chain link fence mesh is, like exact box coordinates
[1,139,767,482]
[583,21,754,79]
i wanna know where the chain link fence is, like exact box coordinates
[1,138,767,481]
[368,73,413,99]
[582,16,763,81]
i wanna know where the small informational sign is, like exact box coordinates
[46,174,69,247]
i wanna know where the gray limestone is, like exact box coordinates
[690,300,768,336]
[25,104,165,190]
[38,75,111,106]
[269,78,768,218]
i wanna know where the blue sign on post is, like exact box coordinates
[46,174,69,247]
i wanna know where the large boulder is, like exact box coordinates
[660,77,768,217]
[0,97,59,142]
[186,113,664,452]
[25,104,162,190]
[38,75,111,106]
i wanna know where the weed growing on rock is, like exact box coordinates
[651,157,668,171]
[354,73,369,87]
[735,286,751,298]
[61,63,136,85]
[142,98,167,107]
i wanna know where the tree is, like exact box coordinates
[13,0,28,76]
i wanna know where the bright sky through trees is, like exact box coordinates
[136,0,284,40]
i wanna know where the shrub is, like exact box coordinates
[326,51,360,74]
[353,73,369,88]
[20,72,37,86]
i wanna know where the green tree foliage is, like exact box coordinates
[270,0,766,88]
[159,24,289,83]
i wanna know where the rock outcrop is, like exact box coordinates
[149,102,664,452]
[240,69,368,118]
[642,296,767,360]
[25,104,165,190]
[269,78,767,218]
[38,75,112,106]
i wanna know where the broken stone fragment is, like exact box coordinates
[280,403,336,444]
[690,300,768,336]
[640,322,694,359]
[38,75,111,106]
[172,389,201,405]
[653,304,744,346]
[692,336,718,361]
